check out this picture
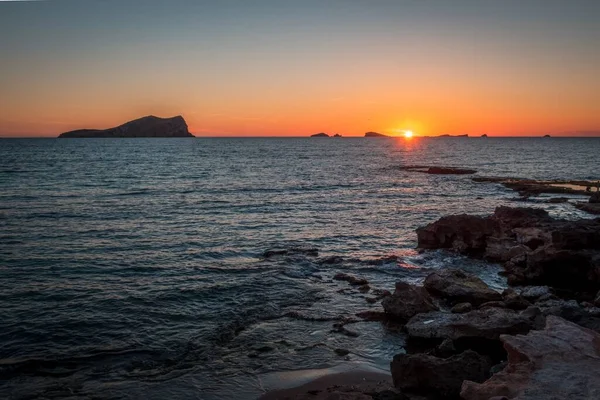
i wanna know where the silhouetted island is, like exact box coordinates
[481,134,488,137]
[437,134,469,137]
[364,131,389,137]
[310,132,329,137]
[58,115,194,138]
[333,134,342,137]
[543,134,551,137]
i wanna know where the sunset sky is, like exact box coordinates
[1,0,599,137]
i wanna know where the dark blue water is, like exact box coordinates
[1,137,598,399]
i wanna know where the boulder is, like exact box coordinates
[382,282,438,321]
[451,302,473,313]
[416,214,497,254]
[424,269,502,306]
[519,286,552,301]
[590,192,600,204]
[333,273,368,286]
[461,316,600,400]
[405,307,544,341]
[391,350,492,398]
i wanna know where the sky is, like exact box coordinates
[1,0,600,137]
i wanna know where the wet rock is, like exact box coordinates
[424,269,502,306]
[590,192,600,204]
[405,307,544,341]
[416,207,600,297]
[451,302,473,313]
[391,350,492,398]
[358,284,370,293]
[575,202,600,214]
[356,310,388,321]
[416,214,496,254]
[399,165,477,175]
[331,323,359,337]
[461,316,600,400]
[382,282,438,321]
[546,197,569,203]
[334,348,350,356]
[317,255,345,265]
[262,246,319,258]
[365,255,400,265]
[333,273,369,286]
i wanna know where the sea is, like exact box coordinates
[1,137,599,399]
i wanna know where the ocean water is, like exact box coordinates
[1,137,599,399]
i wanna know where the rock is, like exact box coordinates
[333,273,368,286]
[461,316,600,400]
[502,290,531,310]
[519,286,552,301]
[310,132,329,137]
[546,197,569,203]
[405,307,544,341]
[333,134,342,138]
[479,301,507,309]
[334,348,350,356]
[382,282,438,321]
[416,207,600,297]
[595,290,600,307]
[357,284,370,293]
[590,192,600,204]
[416,214,497,254]
[391,350,492,398]
[263,246,319,258]
[575,202,600,215]
[424,269,502,306]
[58,115,194,138]
[399,165,477,175]
[356,311,388,321]
[451,302,473,313]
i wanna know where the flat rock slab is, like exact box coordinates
[461,316,600,400]
[405,307,543,341]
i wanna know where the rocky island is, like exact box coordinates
[58,115,194,138]
[310,132,329,137]
[365,131,389,137]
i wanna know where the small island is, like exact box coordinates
[437,134,469,137]
[58,115,194,138]
[543,134,551,137]
[310,132,329,137]
[364,131,389,137]
[481,134,488,137]
[333,133,342,137]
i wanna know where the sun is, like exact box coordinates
[404,130,414,138]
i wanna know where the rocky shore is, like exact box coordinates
[265,206,600,399]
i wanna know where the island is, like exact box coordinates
[543,134,551,137]
[333,133,342,137]
[58,115,194,138]
[364,131,389,137]
[437,134,469,137]
[310,132,329,137]
[481,134,488,137]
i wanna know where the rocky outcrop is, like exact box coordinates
[461,316,600,400]
[405,307,544,341]
[391,350,492,398]
[310,132,329,137]
[423,269,502,306]
[416,207,600,297]
[382,282,438,321]
[58,115,194,138]
[591,192,600,204]
[399,165,477,175]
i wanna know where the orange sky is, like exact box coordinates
[1,1,599,137]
